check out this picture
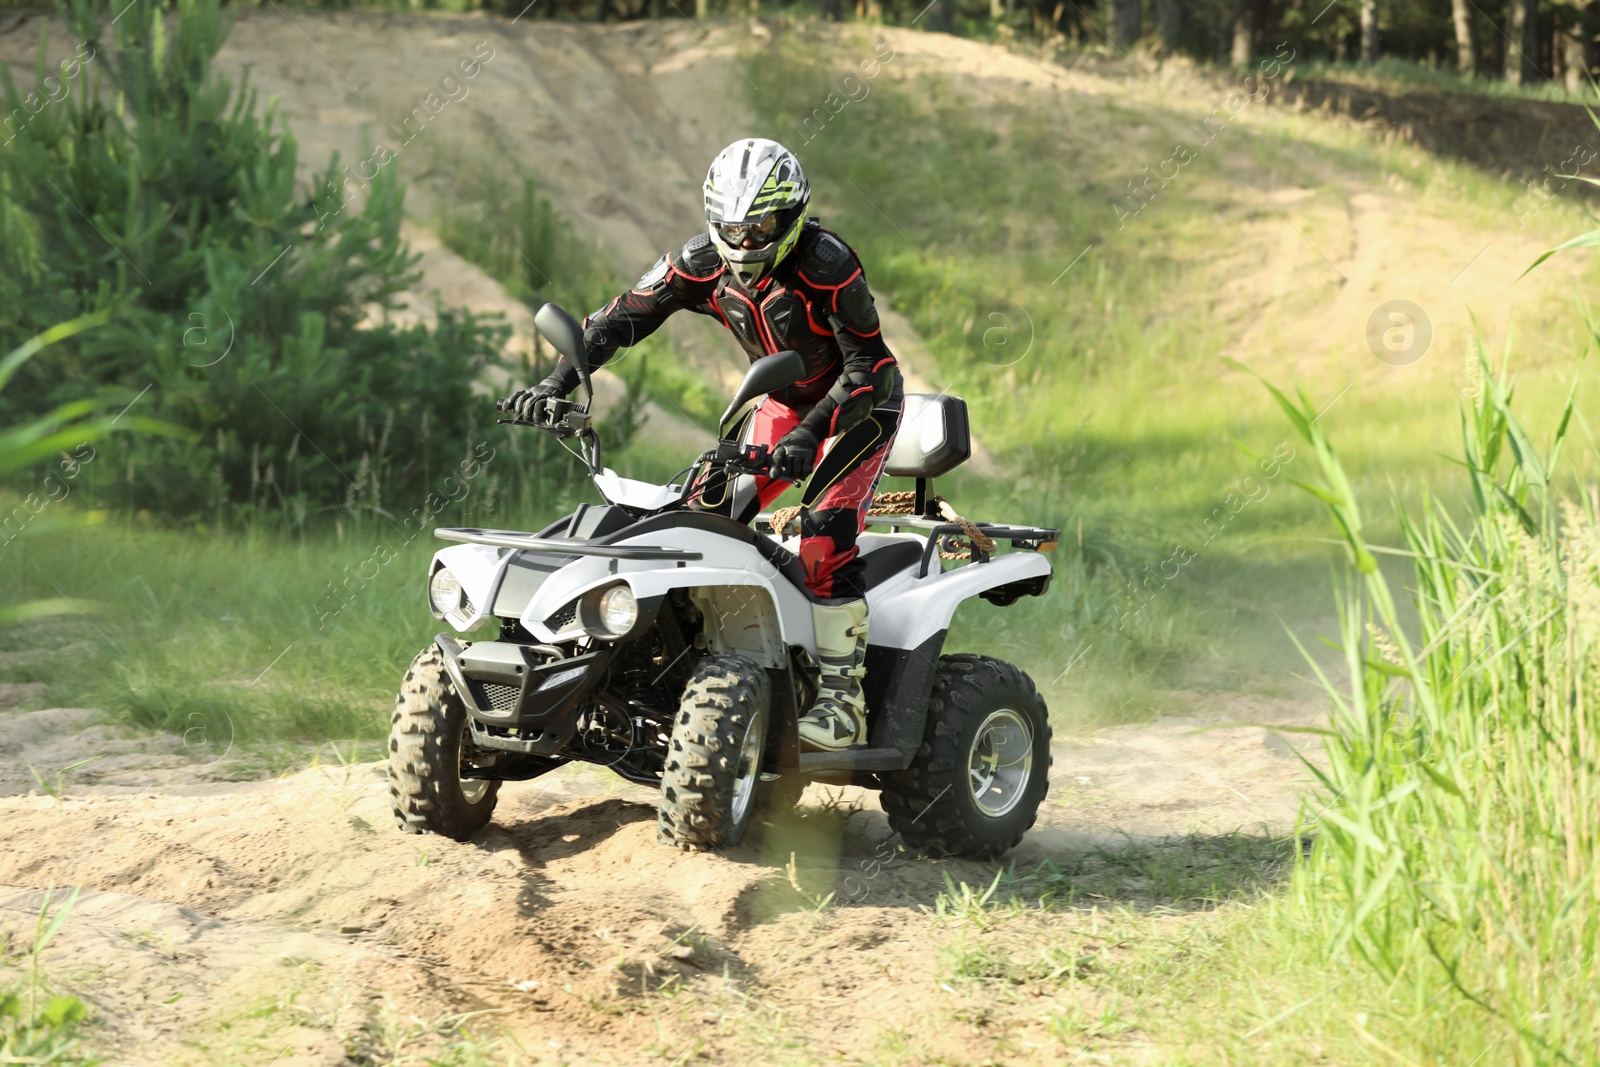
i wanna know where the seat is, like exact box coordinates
[611,484,923,601]
[885,394,971,479]
[857,539,922,591]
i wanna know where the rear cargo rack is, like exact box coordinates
[861,513,1060,544]
[871,518,1061,577]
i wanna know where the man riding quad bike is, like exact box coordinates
[387,139,1061,857]
[506,138,899,753]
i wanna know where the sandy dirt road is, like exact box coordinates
[0,686,1322,1065]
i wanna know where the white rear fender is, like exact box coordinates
[870,552,1053,651]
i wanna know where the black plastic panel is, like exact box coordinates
[787,630,948,774]
[491,553,570,617]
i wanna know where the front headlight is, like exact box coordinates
[429,568,465,618]
[597,585,638,635]
[576,582,653,642]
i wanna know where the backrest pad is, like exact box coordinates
[885,394,971,479]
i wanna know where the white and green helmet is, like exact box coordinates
[703,138,811,288]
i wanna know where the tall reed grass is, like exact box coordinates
[0,888,94,1066]
[1264,340,1598,1065]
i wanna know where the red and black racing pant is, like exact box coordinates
[694,398,901,602]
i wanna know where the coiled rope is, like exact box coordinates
[768,491,995,561]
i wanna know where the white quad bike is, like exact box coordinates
[388,304,1061,859]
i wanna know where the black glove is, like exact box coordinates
[503,377,566,424]
[770,427,819,484]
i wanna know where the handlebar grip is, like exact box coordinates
[495,396,512,413]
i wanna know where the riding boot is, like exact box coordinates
[798,599,870,751]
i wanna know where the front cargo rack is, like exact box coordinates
[434,527,702,562]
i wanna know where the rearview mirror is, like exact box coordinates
[720,350,807,430]
[534,303,587,372]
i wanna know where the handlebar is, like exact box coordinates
[495,395,590,439]
[494,395,773,489]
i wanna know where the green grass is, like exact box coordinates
[1290,55,1600,105]
[1,517,440,745]
[858,846,1416,1063]
[192,983,526,1066]
[0,469,622,746]
[744,28,1597,471]
[1008,893,1518,1064]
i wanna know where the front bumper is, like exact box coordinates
[434,633,610,755]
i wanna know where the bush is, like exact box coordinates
[0,0,515,523]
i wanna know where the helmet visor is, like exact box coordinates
[715,213,782,250]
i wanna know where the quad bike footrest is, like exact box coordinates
[794,747,911,773]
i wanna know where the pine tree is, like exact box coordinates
[0,0,508,521]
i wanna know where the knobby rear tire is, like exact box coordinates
[658,653,772,851]
[389,645,501,841]
[879,654,1051,860]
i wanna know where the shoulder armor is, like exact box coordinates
[633,253,671,293]
[673,230,723,280]
[798,229,855,282]
[835,273,881,334]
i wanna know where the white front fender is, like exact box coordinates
[428,543,504,632]
[520,527,813,652]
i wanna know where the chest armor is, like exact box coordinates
[712,278,838,404]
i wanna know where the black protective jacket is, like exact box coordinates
[550,220,901,443]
